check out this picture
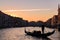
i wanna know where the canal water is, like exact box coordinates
[0,27,60,40]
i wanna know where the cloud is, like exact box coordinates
[2,9,50,12]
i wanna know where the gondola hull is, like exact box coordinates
[25,30,55,38]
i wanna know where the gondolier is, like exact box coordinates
[42,24,45,34]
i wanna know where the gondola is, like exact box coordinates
[25,30,55,38]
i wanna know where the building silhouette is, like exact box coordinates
[51,4,60,28]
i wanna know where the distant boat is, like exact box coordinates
[25,30,55,38]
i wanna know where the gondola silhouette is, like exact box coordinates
[25,29,55,38]
[25,25,55,38]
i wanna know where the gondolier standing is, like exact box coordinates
[42,24,45,34]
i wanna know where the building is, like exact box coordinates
[51,4,60,28]
[58,4,60,25]
[51,15,58,26]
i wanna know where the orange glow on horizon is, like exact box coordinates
[3,9,57,22]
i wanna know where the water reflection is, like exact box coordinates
[0,27,60,40]
[25,35,51,40]
[42,38,51,40]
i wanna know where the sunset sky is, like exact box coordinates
[0,0,60,22]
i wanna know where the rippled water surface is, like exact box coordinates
[0,27,60,40]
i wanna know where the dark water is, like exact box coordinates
[0,27,60,40]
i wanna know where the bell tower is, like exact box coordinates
[58,4,60,15]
